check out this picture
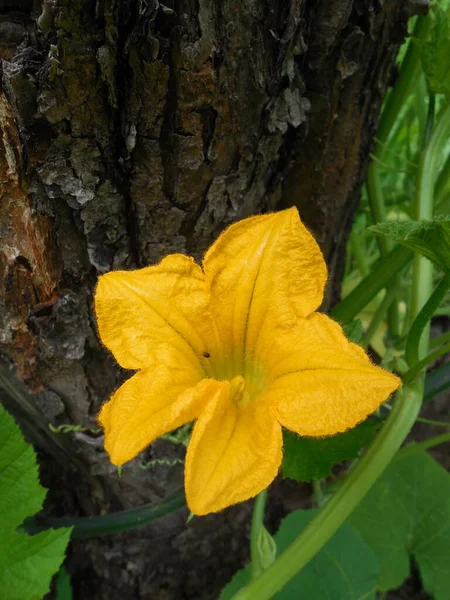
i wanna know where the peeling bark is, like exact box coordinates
[0,1,427,598]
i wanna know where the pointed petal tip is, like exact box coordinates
[372,366,402,398]
[185,384,282,515]
[98,371,208,471]
[186,479,269,516]
[102,427,139,467]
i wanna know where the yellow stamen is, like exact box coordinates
[230,376,249,407]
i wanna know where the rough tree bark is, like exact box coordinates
[0,1,428,598]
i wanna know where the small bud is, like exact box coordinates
[257,525,277,570]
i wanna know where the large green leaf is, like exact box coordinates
[0,404,71,600]
[370,217,450,275]
[282,419,380,482]
[220,509,378,600]
[350,450,450,599]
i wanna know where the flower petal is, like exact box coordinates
[99,366,207,465]
[95,254,216,371]
[185,382,282,515]
[202,207,327,375]
[262,312,374,382]
[262,313,400,437]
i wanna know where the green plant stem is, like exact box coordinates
[250,489,268,581]
[407,101,450,364]
[366,164,400,338]
[414,73,428,138]
[233,382,423,600]
[403,340,450,383]
[435,151,450,211]
[376,16,431,148]
[385,404,450,429]
[430,329,450,349]
[422,92,436,150]
[361,286,398,348]
[312,479,325,507]
[401,432,450,457]
[367,154,415,174]
[406,90,436,347]
[350,229,369,278]
[406,277,450,367]
[331,246,412,325]
[22,491,186,538]
[366,167,390,257]
[416,417,450,428]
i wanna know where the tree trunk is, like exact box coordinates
[0,1,427,598]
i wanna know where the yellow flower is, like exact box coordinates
[95,208,400,515]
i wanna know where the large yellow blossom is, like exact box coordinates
[95,208,400,515]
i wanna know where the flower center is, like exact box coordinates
[230,375,251,408]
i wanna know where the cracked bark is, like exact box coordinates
[0,1,428,598]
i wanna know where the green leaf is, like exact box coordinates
[417,7,450,96]
[350,451,450,599]
[0,404,71,600]
[257,525,277,571]
[282,419,380,482]
[55,567,73,600]
[220,509,378,600]
[369,217,450,275]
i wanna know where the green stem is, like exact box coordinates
[376,16,431,148]
[250,489,269,581]
[416,417,450,429]
[350,229,369,278]
[406,277,450,367]
[366,163,400,338]
[417,102,450,204]
[414,73,428,139]
[430,329,450,349]
[435,151,450,212]
[312,479,326,508]
[407,102,450,364]
[233,382,423,600]
[22,491,186,538]
[331,246,412,325]
[366,165,390,257]
[403,340,450,383]
[401,432,450,457]
[361,286,397,349]
[422,93,436,151]
[384,405,450,430]
[367,153,415,174]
